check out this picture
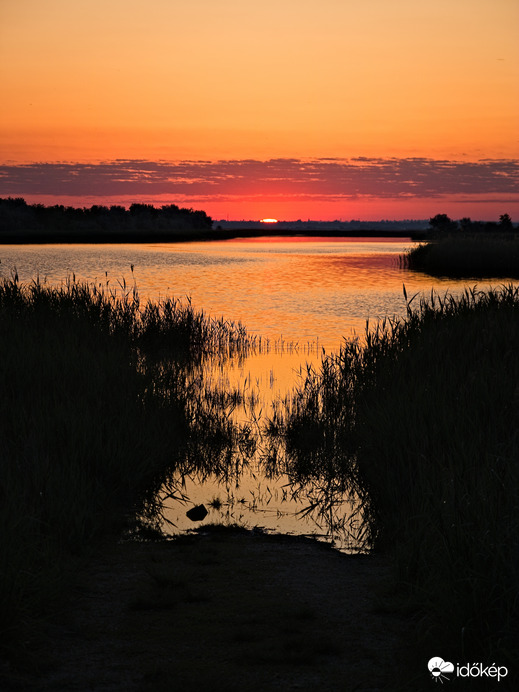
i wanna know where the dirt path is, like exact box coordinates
[4,528,409,691]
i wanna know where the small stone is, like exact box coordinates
[186,504,208,522]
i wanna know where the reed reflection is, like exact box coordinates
[157,338,365,553]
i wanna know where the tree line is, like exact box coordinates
[0,197,213,239]
[429,213,516,234]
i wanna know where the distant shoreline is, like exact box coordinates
[0,228,425,244]
[0,198,428,244]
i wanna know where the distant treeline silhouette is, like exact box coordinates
[429,212,517,234]
[216,219,430,231]
[0,197,213,240]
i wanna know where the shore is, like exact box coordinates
[2,528,408,692]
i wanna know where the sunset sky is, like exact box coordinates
[1,0,518,221]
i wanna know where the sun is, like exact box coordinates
[260,218,278,223]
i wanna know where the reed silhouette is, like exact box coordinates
[268,285,519,672]
[402,213,519,277]
[0,274,258,659]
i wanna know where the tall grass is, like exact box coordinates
[269,285,519,666]
[0,275,257,655]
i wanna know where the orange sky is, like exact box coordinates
[1,0,518,220]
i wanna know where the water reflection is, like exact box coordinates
[0,238,415,347]
[160,471,364,552]
[157,342,365,552]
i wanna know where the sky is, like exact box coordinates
[1,0,518,221]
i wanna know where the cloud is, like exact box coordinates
[0,157,518,202]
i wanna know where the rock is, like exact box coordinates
[186,504,208,522]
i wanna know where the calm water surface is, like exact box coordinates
[1,237,424,346]
[2,237,510,548]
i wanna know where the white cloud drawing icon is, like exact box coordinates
[428,657,454,681]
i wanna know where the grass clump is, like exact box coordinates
[270,285,519,667]
[0,274,254,658]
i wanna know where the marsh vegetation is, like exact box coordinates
[269,284,519,670]
[401,213,519,278]
[403,234,519,277]
[0,274,259,655]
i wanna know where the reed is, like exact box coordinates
[270,285,519,666]
[402,233,519,277]
[0,274,256,654]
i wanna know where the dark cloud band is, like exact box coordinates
[1,157,518,201]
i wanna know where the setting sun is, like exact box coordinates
[260,218,278,224]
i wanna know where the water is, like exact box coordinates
[1,237,510,549]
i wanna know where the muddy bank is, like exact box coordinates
[3,528,410,691]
